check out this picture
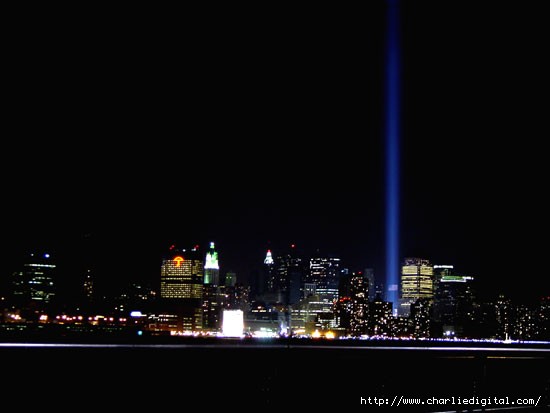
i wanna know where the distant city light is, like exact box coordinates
[253,330,278,338]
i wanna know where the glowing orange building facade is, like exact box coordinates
[158,247,204,331]
[160,254,203,299]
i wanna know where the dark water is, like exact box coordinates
[3,342,549,411]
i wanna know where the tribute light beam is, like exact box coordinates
[385,0,401,315]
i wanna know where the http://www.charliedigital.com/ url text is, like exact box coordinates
[361,395,542,408]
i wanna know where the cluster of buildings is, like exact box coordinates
[1,244,549,341]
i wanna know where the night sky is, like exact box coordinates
[3,2,548,302]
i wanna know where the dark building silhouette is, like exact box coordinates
[432,272,475,338]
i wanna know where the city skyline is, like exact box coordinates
[3,1,548,306]
[2,3,550,409]
[1,240,546,306]
[2,241,549,344]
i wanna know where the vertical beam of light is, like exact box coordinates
[385,0,400,315]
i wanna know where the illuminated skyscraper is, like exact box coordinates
[253,249,275,301]
[307,255,340,289]
[369,295,393,336]
[159,246,204,331]
[203,242,222,329]
[264,250,274,265]
[202,284,224,331]
[204,242,220,285]
[307,254,340,300]
[349,272,369,336]
[399,257,434,316]
[300,253,341,329]
[160,248,203,299]
[335,273,353,332]
[410,298,431,338]
[12,252,56,309]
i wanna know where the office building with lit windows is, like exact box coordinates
[159,246,204,331]
[369,295,393,336]
[399,257,434,316]
[410,298,431,338]
[349,272,369,336]
[11,252,56,310]
[202,284,223,331]
[160,248,203,299]
[307,254,340,303]
[292,254,341,331]
[307,255,340,288]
